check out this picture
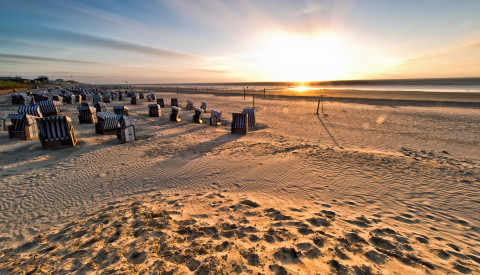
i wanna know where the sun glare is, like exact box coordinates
[250,31,359,82]
[289,86,310,92]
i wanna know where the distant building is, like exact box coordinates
[35,76,49,83]
[54,79,64,84]
[0,76,29,83]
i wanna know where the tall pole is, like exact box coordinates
[253,94,255,108]
[264,88,265,98]
[316,99,320,115]
[321,94,324,114]
[243,87,246,99]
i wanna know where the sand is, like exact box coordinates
[0,89,479,274]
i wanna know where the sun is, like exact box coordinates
[250,31,357,82]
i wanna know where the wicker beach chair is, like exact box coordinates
[131,94,139,105]
[231,113,248,135]
[201,101,207,112]
[186,100,194,110]
[193,107,203,123]
[94,101,107,113]
[210,110,222,126]
[102,94,111,103]
[170,106,181,122]
[39,100,60,117]
[7,114,39,140]
[113,106,129,116]
[96,111,120,135]
[92,94,102,103]
[242,108,256,127]
[147,94,156,102]
[18,106,43,117]
[36,116,77,149]
[157,98,165,107]
[75,94,82,103]
[77,106,97,124]
[148,104,162,117]
[117,116,137,143]
[139,92,145,99]
[171,98,178,107]
[64,94,75,104]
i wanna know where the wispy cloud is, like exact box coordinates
[0,53,104,64]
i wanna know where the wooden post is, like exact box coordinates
[264,88,265,98]
[316,98,320,115]
[243,88,246,99]
[321,94,324,114]
[253,94,255,108]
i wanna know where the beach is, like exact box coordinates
[0,88,479,274]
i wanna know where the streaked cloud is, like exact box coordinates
[0,53,104,65]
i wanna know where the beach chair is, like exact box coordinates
[170,106,181,122]
[193,107,203,123]
[36,116,77,149]
[118,93,123,101]
[131,94,139,105]
[201,101,207,112]
[75,94,82,103]
[171,98,178,107]
[157,98,164,107]
[64,94,75,104]
[18,106,43,117]
[39,100,60,117]
[186,100,194,110]
[231,113,248,135]
[113,106,129,116]
[117,116,137,143]
[148,104,162,117]
[210,110,222,126]
[77,106,97,124]
[7,114,39,140]
[242,108,256,127]
[102,94,111,103]
[127,91,136,98]
[94,101,107,113]
[139,92,144,99]
[92,94,102,103]
[147,94,156,102]
[81,102,92,108]
[96,111,120,135]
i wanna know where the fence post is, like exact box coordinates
[253,94,255,108]
[316,99,320,115]
[264,88,265,98]
[243,88,246,99]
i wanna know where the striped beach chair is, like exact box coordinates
[113,106,129,116]
[94,101,107,113]
[36,116,77,149]
[170,106,181,122]
[210,110,222,126]
[92,94,102,103]
[102,94,111,103]
[242,108,256,127]
[231,113,248,135]
[117,116,137,143]
[7,114,39,139]
[96,111,120,135]
[18,106,43,117]
[148,104,161,117]
[201,101,207,112]
[64,94,75,104]
[171,98,178,107]
[186,100,194,110]
[131,94,139,105]
[77,106,97,124]
[39,100,60,117]
[193,107,203,123]
[147,94,156,102]
[157,98,164,107]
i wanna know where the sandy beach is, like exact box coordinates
[0,89,479,274]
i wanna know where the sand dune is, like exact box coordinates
[0,89,479,273]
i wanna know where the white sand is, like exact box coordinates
[0,90,479,274]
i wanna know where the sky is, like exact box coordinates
[0,0,479,84]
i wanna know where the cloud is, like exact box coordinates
[0,53,104,65]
